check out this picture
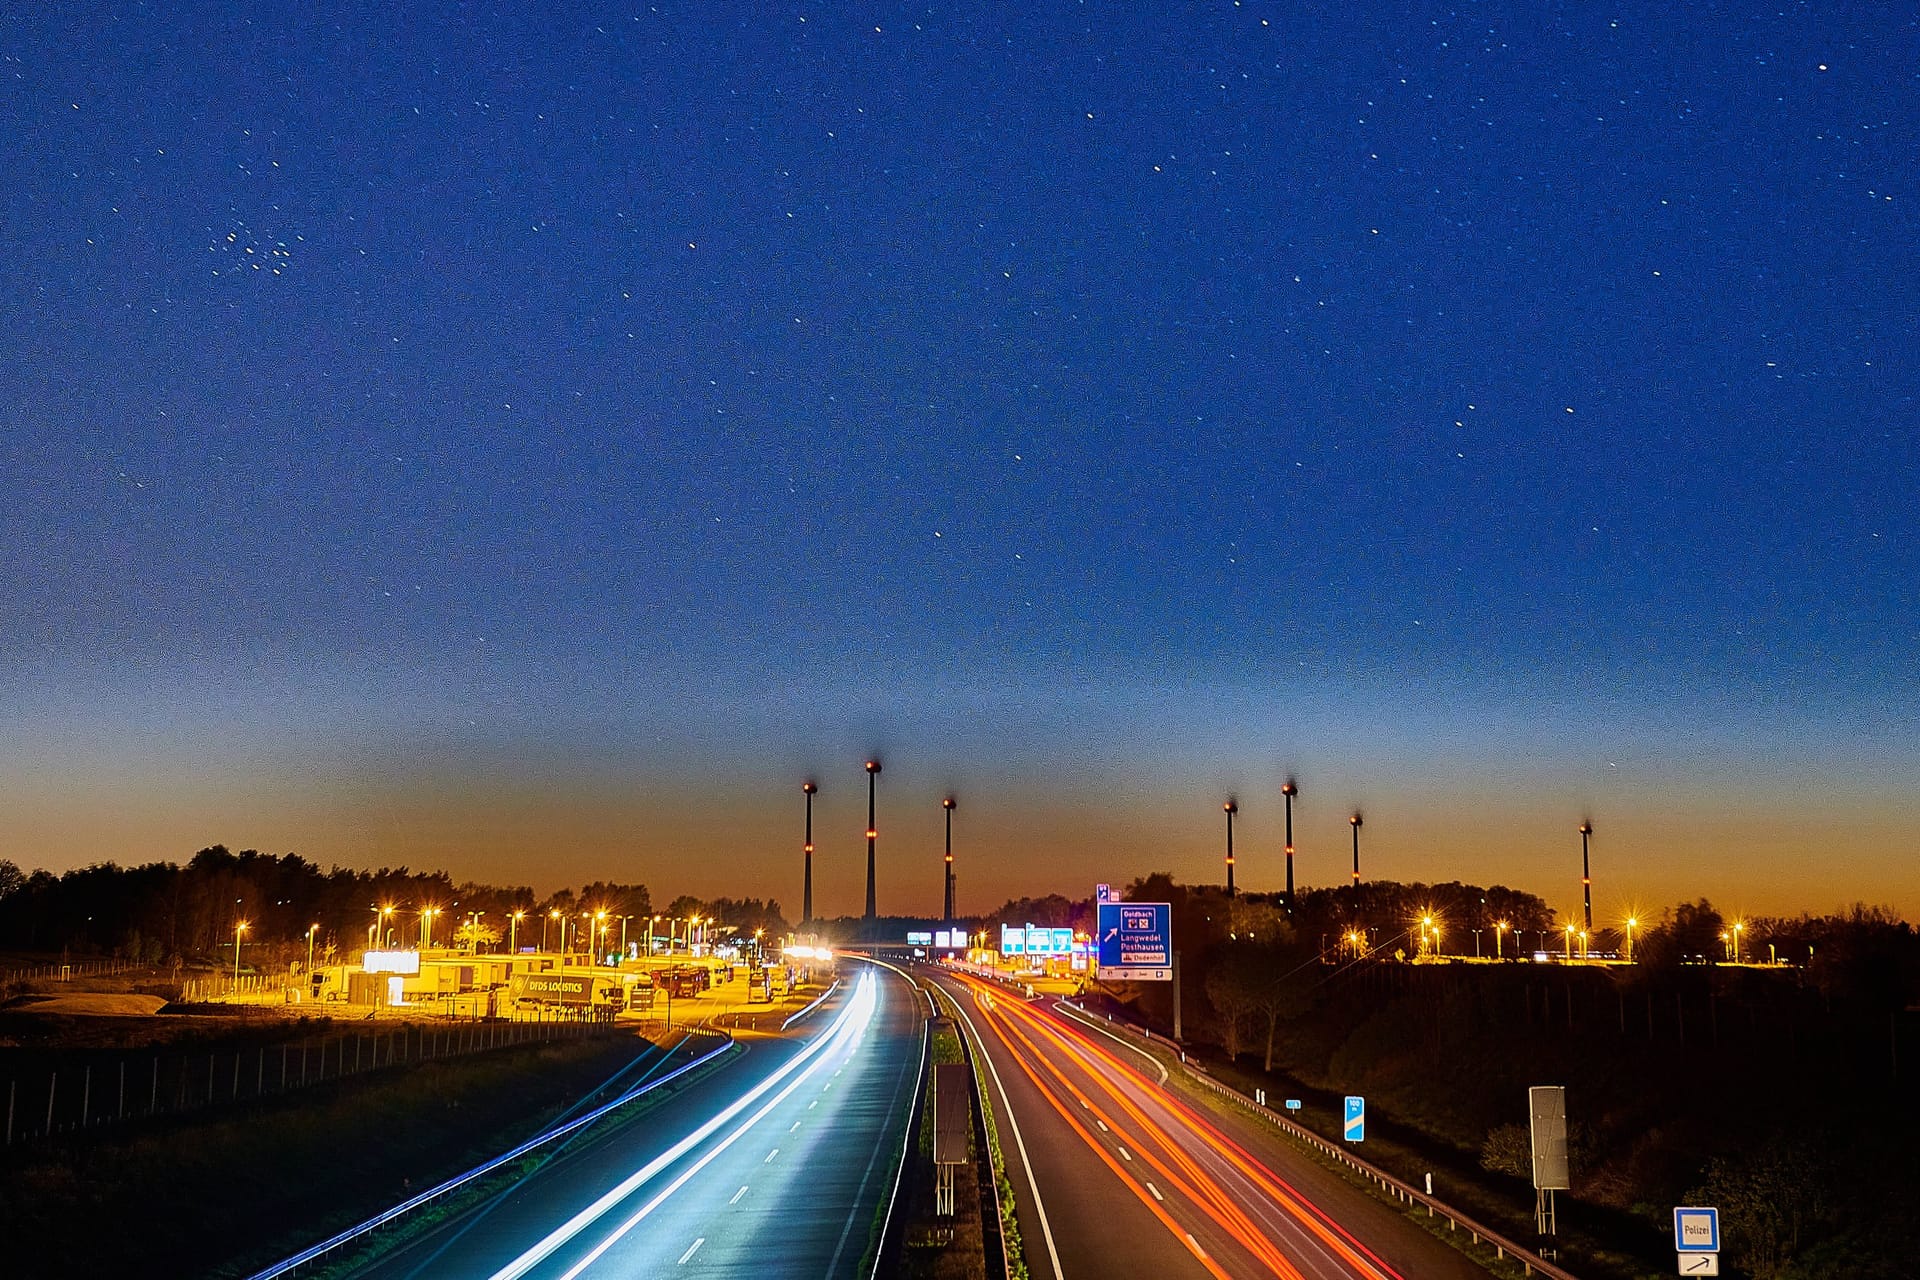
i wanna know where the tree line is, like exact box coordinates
[0,847,787,969]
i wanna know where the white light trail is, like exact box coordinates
[487,974,878,1280]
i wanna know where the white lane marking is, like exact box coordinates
[789,1121,802,1132]
[1118,1146,1133,1161]
[808,1099,818,1109]
[764,1148,779,1164]
[823,1081,832,1091]
[1186,1232,1206,1257]
[943,981,1065,1280]
[1147,1181,1164,1201]
[729,1185,748,1205]
[1095,1120,1108,1133]
[678,1238,704,1265]
[1079,1098,1090,1108]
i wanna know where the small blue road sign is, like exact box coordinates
[1284,1099,1302,1112]
[1674,1206,1720,1253]
[1343,1095,1365,1142]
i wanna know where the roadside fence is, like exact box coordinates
[4,1014,623,1149]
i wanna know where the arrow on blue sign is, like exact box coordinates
[1343,1095,1365,1142]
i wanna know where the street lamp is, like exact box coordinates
[306,923,319,975]
[1578,929,1590,961]
[1223,798,1238,898]
[420,907,439,950]
[233,920,249,988]
[650,914,661,955]
[510,910,524,954]
[1495,919,1509,960]
[467,910,485,953]
[1280,776,1299,912]
[802,780,818,927]
[1578,819,1594,934]
[544,909,559,953]
[1564,924,1575,962]
[864,759,882,922]
[1731,921,1744,965]
[1624,916,1636,964]
[1349,811,1364,883]
[943,795,958,924]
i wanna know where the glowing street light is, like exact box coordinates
[510,910,524,954]
[1349,811,1364,883]
[1564,924,1576,962]
[544,909,560,953]
[233,920,249,987]
[1495,919,1510,960]
[1731,920,1744,964]
[1624,916,1637,964]
[306,923,319,975]
[419,906,440,950]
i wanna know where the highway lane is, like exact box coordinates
[341,965,919,1280]
[929,968,1488,1280]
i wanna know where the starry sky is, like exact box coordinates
[3,2,1917,923]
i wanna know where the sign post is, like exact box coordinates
[1530,1086,1570,1235]
[1093,901,1173,981]
[1343,1096,1365,1142]
[1674,1207,1720,1275]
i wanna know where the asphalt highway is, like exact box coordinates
[340,965,919,1280]
[927,968,1490,1280]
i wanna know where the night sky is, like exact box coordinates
[4,2,1916,922]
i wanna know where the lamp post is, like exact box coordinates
[467,911,484,953]
[1578,819,1594,934]
[1280,777,1298,912]
[510,910,523,954]
[233,920,249,988]
[619,915,631,957]
[1223,798,1238,897]
[544,909,558,953]
[1564,924,1575,961]
[1624,916,1636,964]
[1495,919,1509,959]
[864,759,882,923]
[650,914,661,955]
[1732,921,1743,965]
[943,795,957,924]
[1349,811,1363,883]
[306,923,319,975]
[802,780,818,927]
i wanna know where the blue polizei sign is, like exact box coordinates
[1094,901,1173,980]
[1344,1096,1365,1141]
[1674,1207,1720,1252]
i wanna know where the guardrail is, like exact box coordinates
[1056,999,1580,1280]
[245,1028,739,1279]
[781,979,841,1030]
